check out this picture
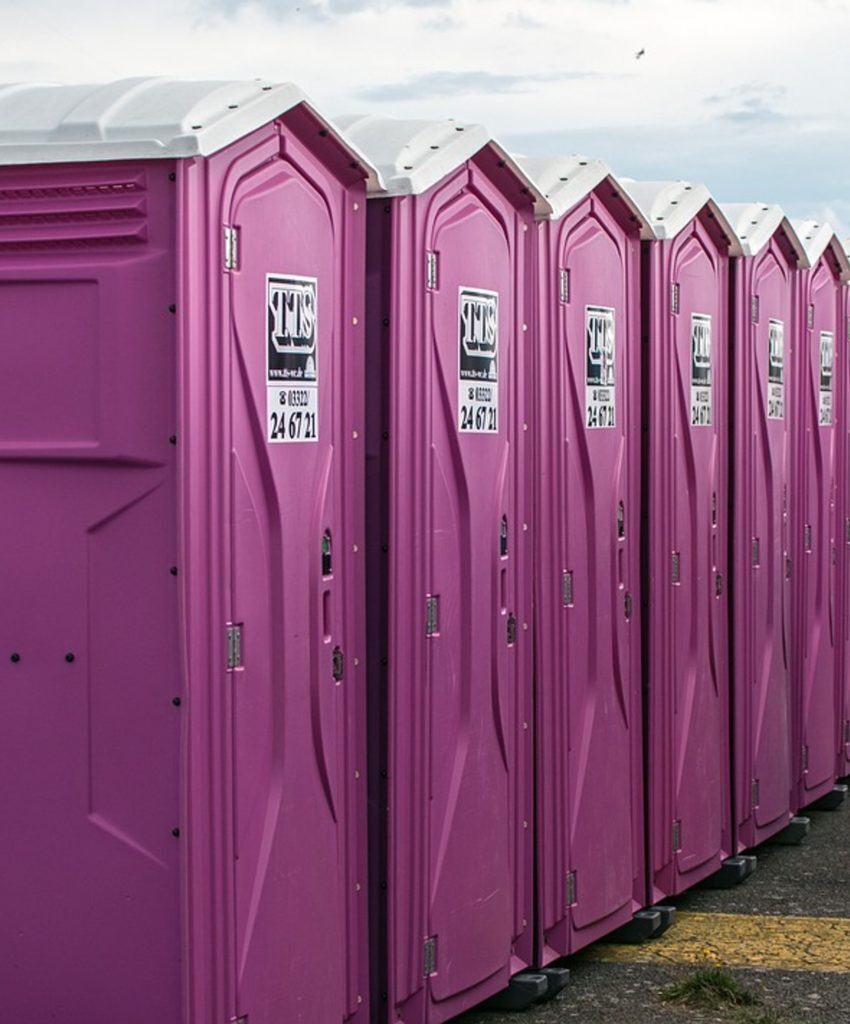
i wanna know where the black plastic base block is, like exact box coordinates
[769,816,811,846]
[649,904,677,936]
[699,854,757,889]
[604,908,662,944]
[482,972,548,1011]
[806,784,848,812]
[538,966,570,1002]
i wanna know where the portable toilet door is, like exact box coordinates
[622,179,743,901]
[0,78,378,1024]
[792,220,850,811]
[842,244,850,781]
[722,204,808,851]
[338,114,549,1023]
[518,156,653,960]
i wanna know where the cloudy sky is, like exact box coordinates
[3,0,850,234]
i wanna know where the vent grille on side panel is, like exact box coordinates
[0,176,148,250]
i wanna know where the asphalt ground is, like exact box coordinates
[458,790,850,1024]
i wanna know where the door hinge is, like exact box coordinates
[425,595,440,636]
[672,819,682,852]
[671,551,681,584]
[752,779,760,808]
[426,250,439,290]
[807,303,814,329]
[624,591,633,620]
[752,537,760,566]
[559,267,570,303]
[506,613,518,645]
[224,225,239,270]
[846,518,850,543]
[751,295,760,324]
[844,720,850,744]
[802,745,809,771]
[804,524,812,552]
[226,624,242,670]
[562,570,573,606]
[500,515,509,557]
[423,936,437,977]
[671,282,680,314]
[715,571,724,596]
[617,501,625,538]
[785,555,792,579]
[332,646,345,682]
[565,870,577,908]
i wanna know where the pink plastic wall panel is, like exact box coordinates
[0,109,368,1024]
[534,189,644,962]
[643,211,732,902]
[730,236,797,851]
[792,253,841,809]
[0,161,183,1022]
[366,150,535,1024]
[177,111,369,1024]
[841,284,850,779]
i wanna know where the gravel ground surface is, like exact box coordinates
[456,796,850,1024]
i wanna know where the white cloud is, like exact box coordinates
[1,0,849,233]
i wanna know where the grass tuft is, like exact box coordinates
[660,968,760,1010]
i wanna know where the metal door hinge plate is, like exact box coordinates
[425,595,439,636]
[672,819,682,852]
[752,779,760,808]
[807,303,814,329]
[332,646,344,682]
[426,250,439,290]
[224,225,239,270]
[226,624,242,670]
[506,613,517,646]
[804,524,812,551]
[624,591,633,620]
[802,745,809,771]
[752,537,760,566]
[500,515,509,557]
[559,267,570,303]
[715,571,724,596]
[563,570,573,606]
[751,295,760,324]
[671,551,681,584]
[565,870,576,907]
[423,936,437,977]
[671,282,680,314]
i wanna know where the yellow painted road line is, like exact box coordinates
[583,912,850,973]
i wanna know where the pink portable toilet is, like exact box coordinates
[621,179,749,899]
[841,240,850,781]
[792,220,850,812]
[722,203,810,850]
[516,155,664,959]
[0,78,379,1024]
[337,114,550,1023]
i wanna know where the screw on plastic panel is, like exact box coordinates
[10,653,20,663]
[169,435,177,445]
[172,827,180,837]
[168,303,176,313]
[170,566,178,576]
[172,697,182,707]
[65,653,75,663]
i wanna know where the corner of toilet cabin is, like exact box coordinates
[0,76,380,1024]
[793,218,850,282]
[720,202,809,268]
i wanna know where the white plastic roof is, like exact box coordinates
[619,178,742,255]
[720,202,808,265]
[515,154,653,237]
[793,219,850,280]
[334,114,551,217]
[0,77,381,189]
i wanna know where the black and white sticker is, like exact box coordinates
[767,318,785,421]
[819,330,834,427]
[458,287,499,433]
[266,274,318,443]
[690,312,712,427]
[586,305,616,429]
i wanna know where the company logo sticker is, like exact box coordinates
[691,312,712,427]
[266,274,318,443]
[458,287,499,433]
[767,318,785,421]
[586,305,616,428]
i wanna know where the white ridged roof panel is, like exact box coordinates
[335,114,551,217]
[619,177,742,254]
[793,219,850,279]
[516,154,653,237]
[0,77,381,188]
[720,202,807,264]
